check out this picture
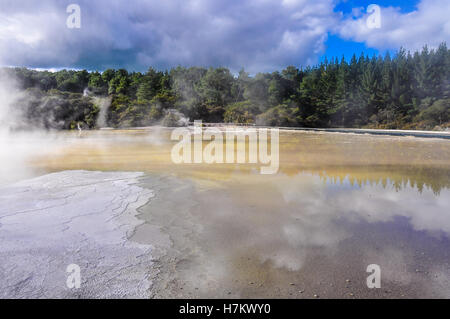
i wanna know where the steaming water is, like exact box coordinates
[1,128,450,298]
[94,96,111,128]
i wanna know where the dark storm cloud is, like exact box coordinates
[1,0,448,72]
[0,0,338,72]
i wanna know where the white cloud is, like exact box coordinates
[336,0,450,51]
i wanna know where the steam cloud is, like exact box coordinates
[0,71,73,184]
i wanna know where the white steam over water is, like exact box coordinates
[94,96,112,128]
[0,71,72,184]
[0,70,22,132]
[0,71,34,184]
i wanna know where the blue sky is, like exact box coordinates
[0,0,447,73]
[335,0,420,14]
[322,0,421,62]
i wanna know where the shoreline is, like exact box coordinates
[278,127,450,139]
[98,125,450,140]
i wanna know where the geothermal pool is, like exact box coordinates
[1,128,450,298]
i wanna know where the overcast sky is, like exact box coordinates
[0,0,448,73]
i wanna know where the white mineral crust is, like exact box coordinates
[0,170,155,298]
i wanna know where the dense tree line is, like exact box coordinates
[3,43,449,130]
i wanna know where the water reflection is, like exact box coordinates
[205,171,450,272]
[294,166,450,195]
[3,128,450,297]
[163,168,450,297]
[21,130,450,248]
